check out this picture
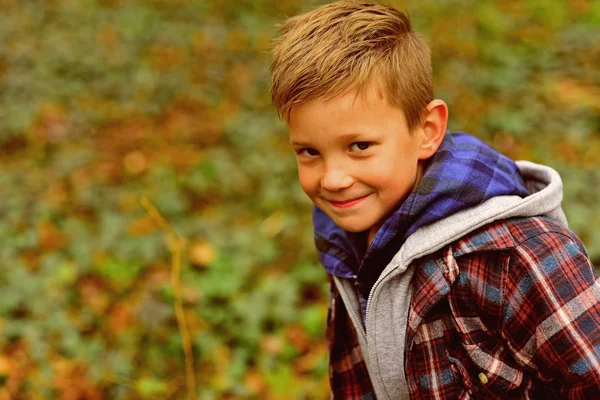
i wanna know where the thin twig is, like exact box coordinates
[141,196,196,400]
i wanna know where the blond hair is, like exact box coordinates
[270,0,432,130]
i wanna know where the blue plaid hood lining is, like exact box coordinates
[314,132,529,300]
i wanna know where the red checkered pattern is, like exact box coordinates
[327,217,600,399]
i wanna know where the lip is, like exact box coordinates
[327,194,370,209]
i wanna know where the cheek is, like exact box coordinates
[364,163,408,187]
[368,162,417,197]
[297,167,318,196]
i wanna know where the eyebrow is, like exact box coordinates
[290,132,365,146]
[289,139,310,146]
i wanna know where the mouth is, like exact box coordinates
[327,194,371,209]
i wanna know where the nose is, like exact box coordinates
[321,163,354,191]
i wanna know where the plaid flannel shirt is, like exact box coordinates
[327,216,600,399]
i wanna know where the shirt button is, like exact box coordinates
[478,372,489,384]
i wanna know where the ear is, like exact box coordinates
[417,99,448,160]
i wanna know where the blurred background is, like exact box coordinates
[0,0,598,398]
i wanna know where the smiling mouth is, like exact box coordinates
[328,194,370,209]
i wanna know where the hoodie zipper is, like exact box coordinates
[364,262,402,342]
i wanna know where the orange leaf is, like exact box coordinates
[260,334,283,355]
[285,325,310,354]
[123,150,148,175]
[108,304,135,331]
[551,78,600,111]
[38,220,68,252]
[188,240,217,268]
[127,215,159,236]
[0,356,12,376]
[244,368,267,396]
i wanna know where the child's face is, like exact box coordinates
[287,84,427,241]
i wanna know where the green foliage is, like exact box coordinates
[0,0,598,398]
[135,377,168,398]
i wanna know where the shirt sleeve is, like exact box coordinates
[502,229,600,398]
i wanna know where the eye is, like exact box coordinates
[350,142,371,152]
[298,148,320,157]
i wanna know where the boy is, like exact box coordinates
[270,1,600,399]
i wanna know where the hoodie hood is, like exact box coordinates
[314,132,532,292]
[392,159,568,268]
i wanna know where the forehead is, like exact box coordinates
[288,80,389,121]
[287,84,408,142]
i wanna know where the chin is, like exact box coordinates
[333,219,371,233]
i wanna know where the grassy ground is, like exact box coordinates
[0,0,598,398]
